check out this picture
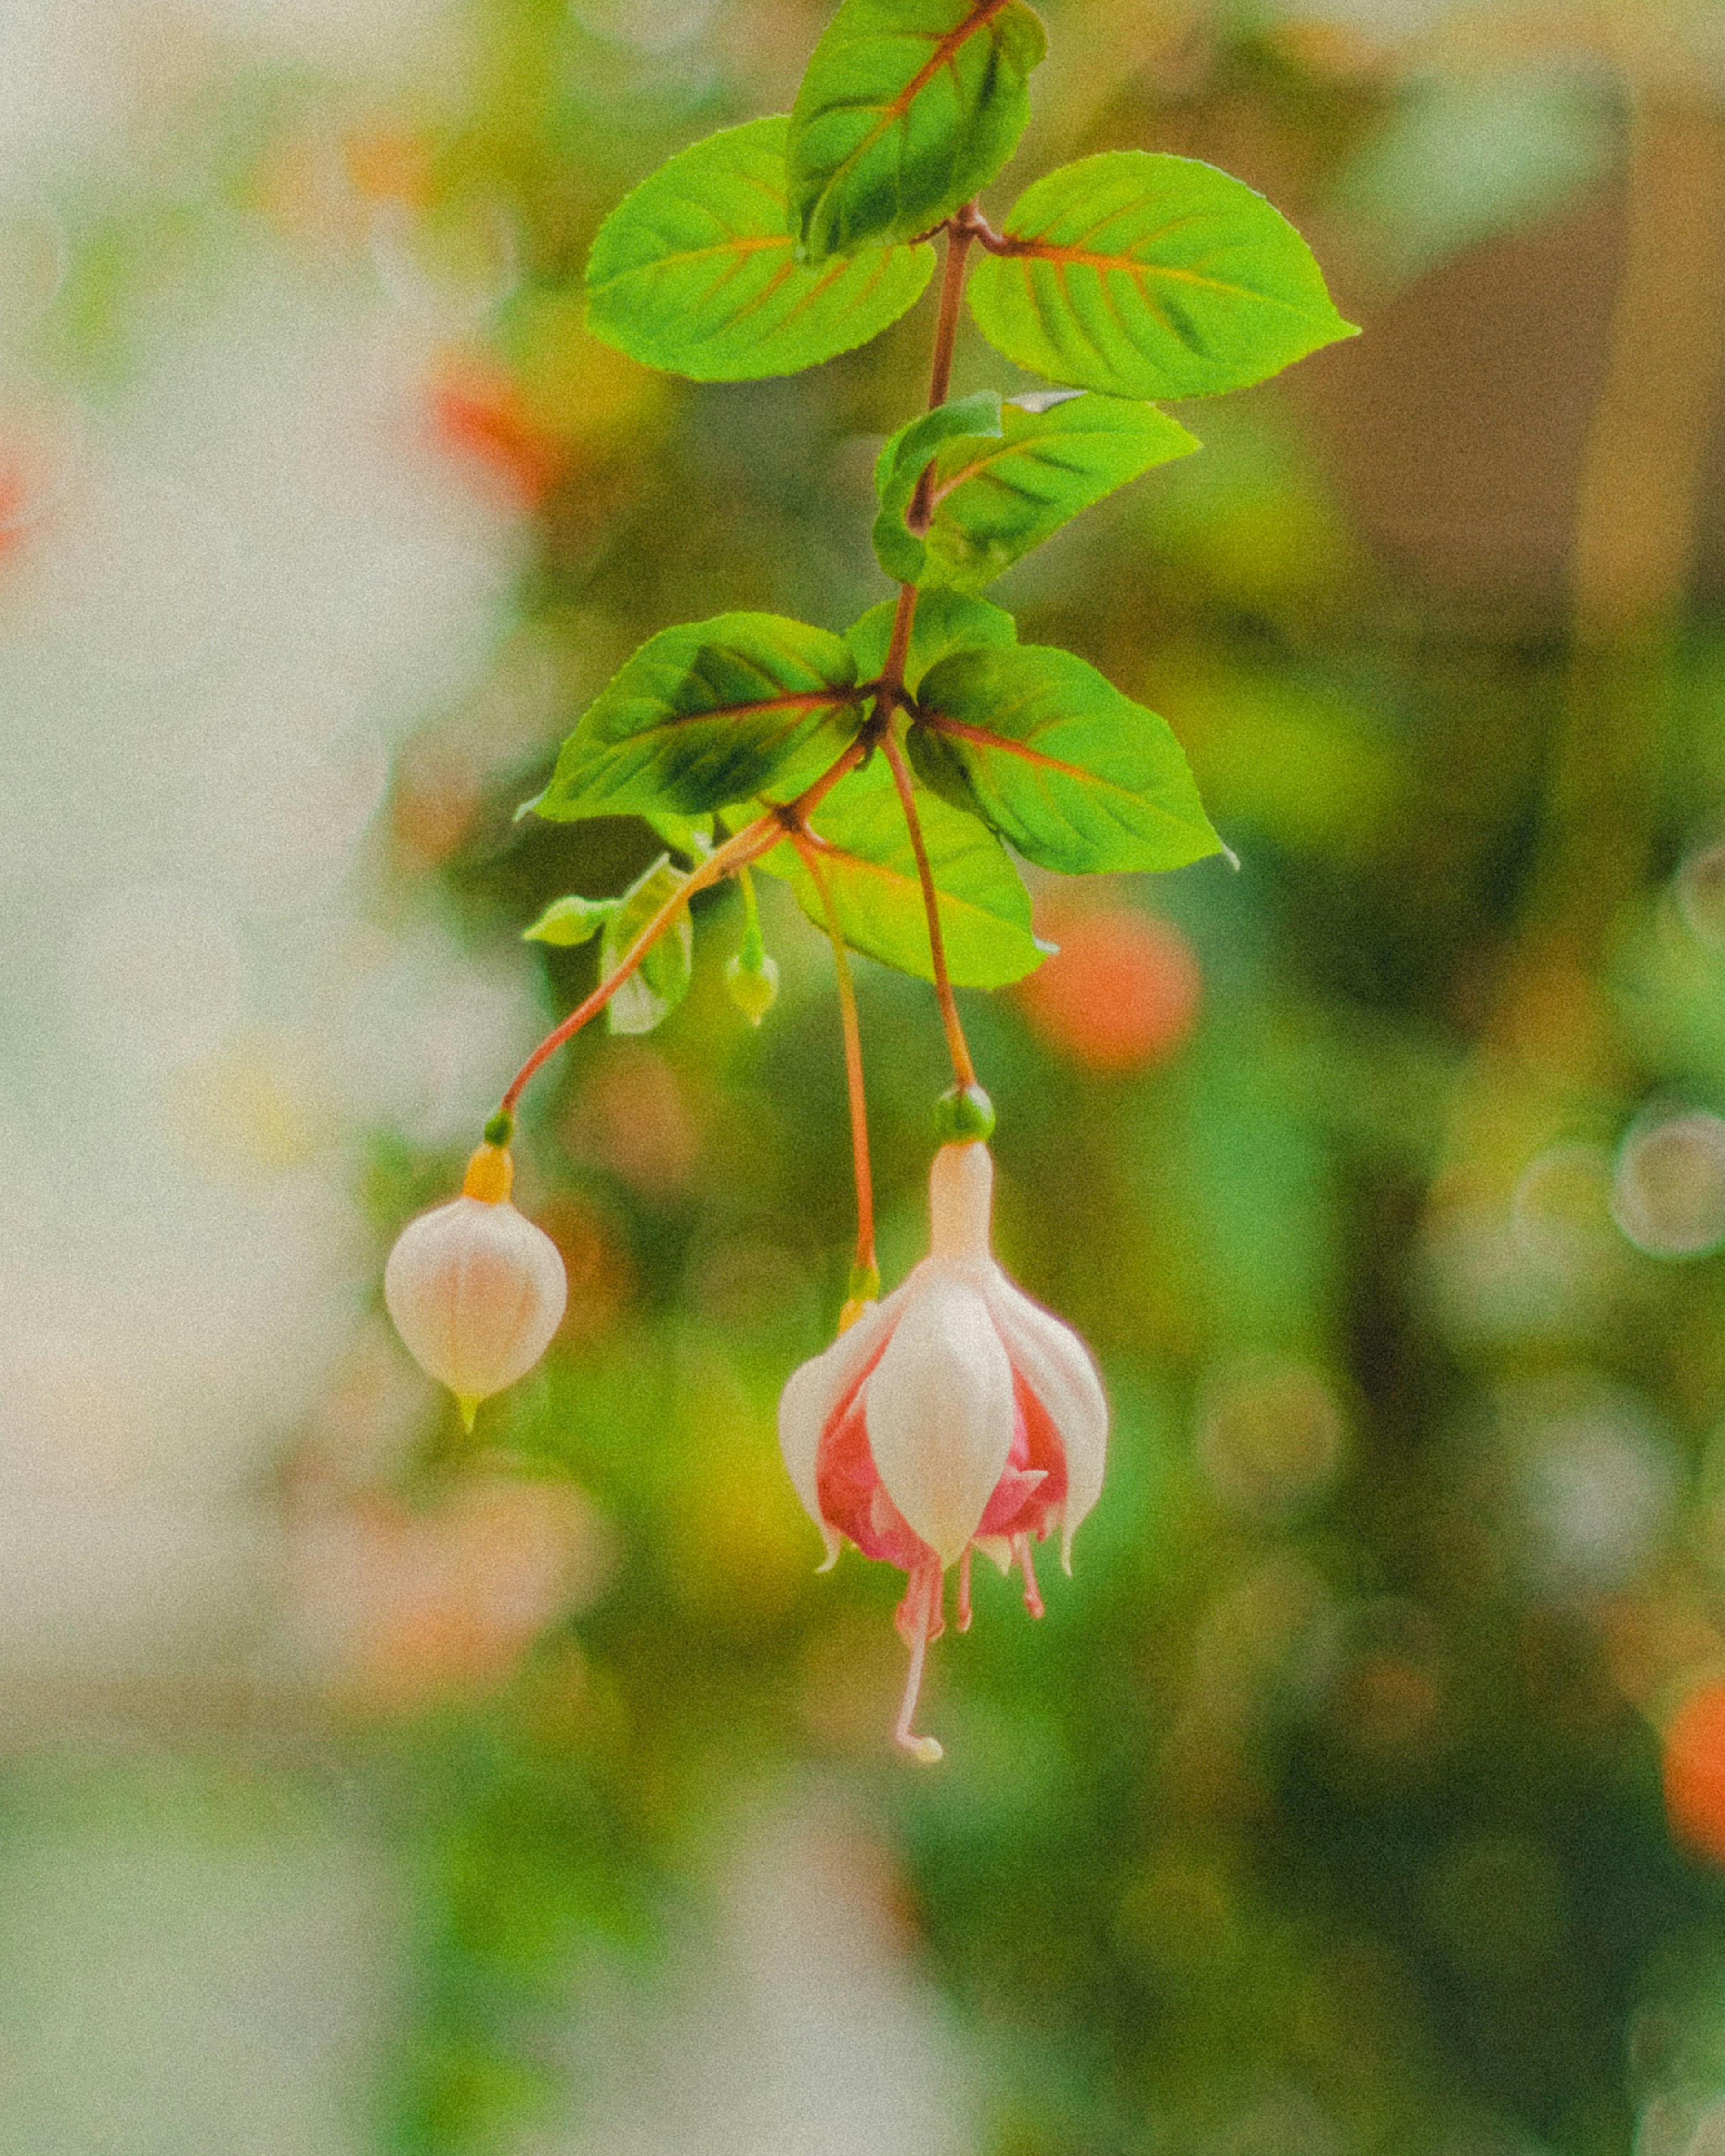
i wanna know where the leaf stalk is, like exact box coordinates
[499,740,867,1115]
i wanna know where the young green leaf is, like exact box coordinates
[910,642,1222,874]
[600,854,694,1035]
[535,613,867,822]
[876,389,1199,590]
[788,0,1047,262]
[844,588,1017,690]
[522,893,617,946]
[756,755,1042,986]
[968,152,1358,399]
[584,117,935,381]
[871,390,1003,582]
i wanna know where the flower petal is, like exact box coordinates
[777,1287,907,1564]
[982,1276,1108,1568]
[865,1272,1014,1565]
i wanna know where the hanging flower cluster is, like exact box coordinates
[377,0,1350,1757]
[779,1138,1105,1760]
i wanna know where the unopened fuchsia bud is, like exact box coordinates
[384,1138,567,1431]
[778,1142,1107,1763]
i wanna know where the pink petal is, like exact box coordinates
[776,1286,908,1566]
[982,1275,1108,1569]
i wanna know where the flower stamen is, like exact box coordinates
[1016,1532,1044,1619]
[893,1561,946,1764]
[955,1545,973,1634]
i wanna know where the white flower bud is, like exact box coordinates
[384,1144,567,1428]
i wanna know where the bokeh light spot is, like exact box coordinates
[1663,1680,1725,1866]
[1016,899,1201,1072]
[1612,1110,1725,1259]
[1511,1141,1619,1284]
[1196,1358,1346,1519]
[1676,843,1725,951]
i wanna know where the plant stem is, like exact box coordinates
[874,211,983,1096]
[502,206,984,1130]
[880,583,919,701]
[499,744,867,1116]
[880,212,979,699]
[795,832,876,1284]
[906,212,977,539]
[881,729,975,1091]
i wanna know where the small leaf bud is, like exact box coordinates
[725,947,780,1025]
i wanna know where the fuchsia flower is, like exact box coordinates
[779,1142,1107,1762]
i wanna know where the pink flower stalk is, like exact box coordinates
[779,1142,1107,1763]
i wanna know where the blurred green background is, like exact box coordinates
[5,1,1725,2151]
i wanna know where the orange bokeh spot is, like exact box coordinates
[428,356,566,508]
[1663,1680,1725,1863]
[1016,901,1202,1072]
[0,471,29,556]
[0,419,63,559]
[390,738,482,866]
[290,1478,610,1711]
[344,125,431,209]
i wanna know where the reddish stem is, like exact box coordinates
[794,831,876,1285]
[870,215,984,1098]
[905,216,977,542]
[499,743,868,1116]
[880,729,976,1091]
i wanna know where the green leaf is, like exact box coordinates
[787,0,1047,262]
[876,389,1199,590]
[522,893,617,947]
[910,642,1222,874]
[844,588,1017,690]
[756,754,1042,986]
[584,117,935,381]
[968,152,1358,400]
[871,392,1002,582]
[535,613,866,822]
[644,810,714,860]
[600,854,693,1035]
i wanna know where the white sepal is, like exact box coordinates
[776,1287,907,1566]
[865,1270,1014,1565]
[982,1274,1108,1569]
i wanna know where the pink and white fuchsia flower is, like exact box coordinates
[779,1142,1107,1763]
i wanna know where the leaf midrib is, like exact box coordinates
[804,0,1018,214]
[920,709,1201,828]
[994,235,1321,317]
